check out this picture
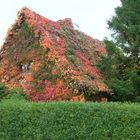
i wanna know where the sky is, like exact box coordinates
[0,0,121,46]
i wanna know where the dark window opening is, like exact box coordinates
[19,61,33,73]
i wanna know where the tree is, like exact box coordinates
[102,0,140,102]
[108,0,140,71]
[100,39,134,102]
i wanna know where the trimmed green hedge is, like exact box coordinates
[0,100,140,140]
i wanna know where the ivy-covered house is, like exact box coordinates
[0,7,110,101]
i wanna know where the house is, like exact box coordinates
[0,7,110,101]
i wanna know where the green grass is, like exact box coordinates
[0,100,140,140]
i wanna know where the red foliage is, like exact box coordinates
[0,7,110,102]
[57,18,74,28]
[76,50,91,65]
[29,79,70,102]
[76,50,100,78]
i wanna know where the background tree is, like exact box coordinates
[102,0,140,102]
[108,0,140,68]
[100,39,134,102]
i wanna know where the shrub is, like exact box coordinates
[0,101,140,140]
[0,83,27,101]
[5,88,27,101]
[0,84,8,100]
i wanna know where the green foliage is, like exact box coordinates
[0,84,8,100]
[129,72,140,94]
[99,40,125,79]
[102,0,140,101]
[5,88,27,101]
[0,83,27,101]
[0,101,140,140]
[108,0,140,62]
[108,0,140,74]
[100,40,136,102]
[102,39,140,102]
[65,47,79,67]
[33,60,60,92]
[21,20,35,40]
[107,79,134,102]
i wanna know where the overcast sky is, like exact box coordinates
[0,0,121,46]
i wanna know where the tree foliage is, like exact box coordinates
[102,0,140,102]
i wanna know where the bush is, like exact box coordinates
[0,83,27,101]
[5,88,27,101]
[0,84,8,100]
[0,101,140,140]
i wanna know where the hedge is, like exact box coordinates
[0,100,140,140]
